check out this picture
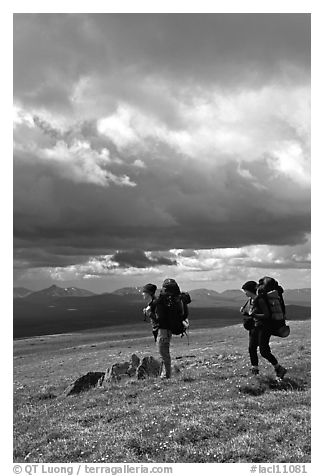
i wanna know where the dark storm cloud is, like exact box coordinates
[14,13,310,112]
[111,250,177,269]
[13,13,310,276]
[13,246,91,269]
[13,151,310,269]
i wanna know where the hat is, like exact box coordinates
[142,283,157,295]
[242,281,257,293]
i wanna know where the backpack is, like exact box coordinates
[257,277,290,338]
[257,277,286,320]
[161,278,181,296]
[156,279,191,336]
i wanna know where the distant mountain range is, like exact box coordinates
[188,288,311,307]
[110,286,311,307]
[20,284,96,299]
[13,285,311,306]
[111,287,143,296]
[13,287,33,299]
[13,284,311,339]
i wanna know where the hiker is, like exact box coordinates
[240,280,287,379]
[155,278,191,379]
[142,283,159,342]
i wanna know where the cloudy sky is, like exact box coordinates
[13,13,311,292]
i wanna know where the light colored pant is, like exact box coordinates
[156,329,172,378]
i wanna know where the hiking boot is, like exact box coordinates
[251,367,259,376]
[275,365,287,379]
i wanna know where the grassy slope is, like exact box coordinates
[13,320,310,463]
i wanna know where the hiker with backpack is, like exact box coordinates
[142,283,159,342]
[240,279,287,379]
[154,279,191,379]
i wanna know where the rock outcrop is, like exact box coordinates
[105,361,131,381]
[63,353,172,396]
[104,353,141,382]
[63,371,105,396]
[136,356,161,379]
[128,353,141,376]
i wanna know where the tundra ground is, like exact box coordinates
[13,320,310,463]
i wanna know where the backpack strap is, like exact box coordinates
[277,287,286,316]
[149,297,158,312]
[182,299,188,319]
[241,299,250,312]
[280,296,286,317]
